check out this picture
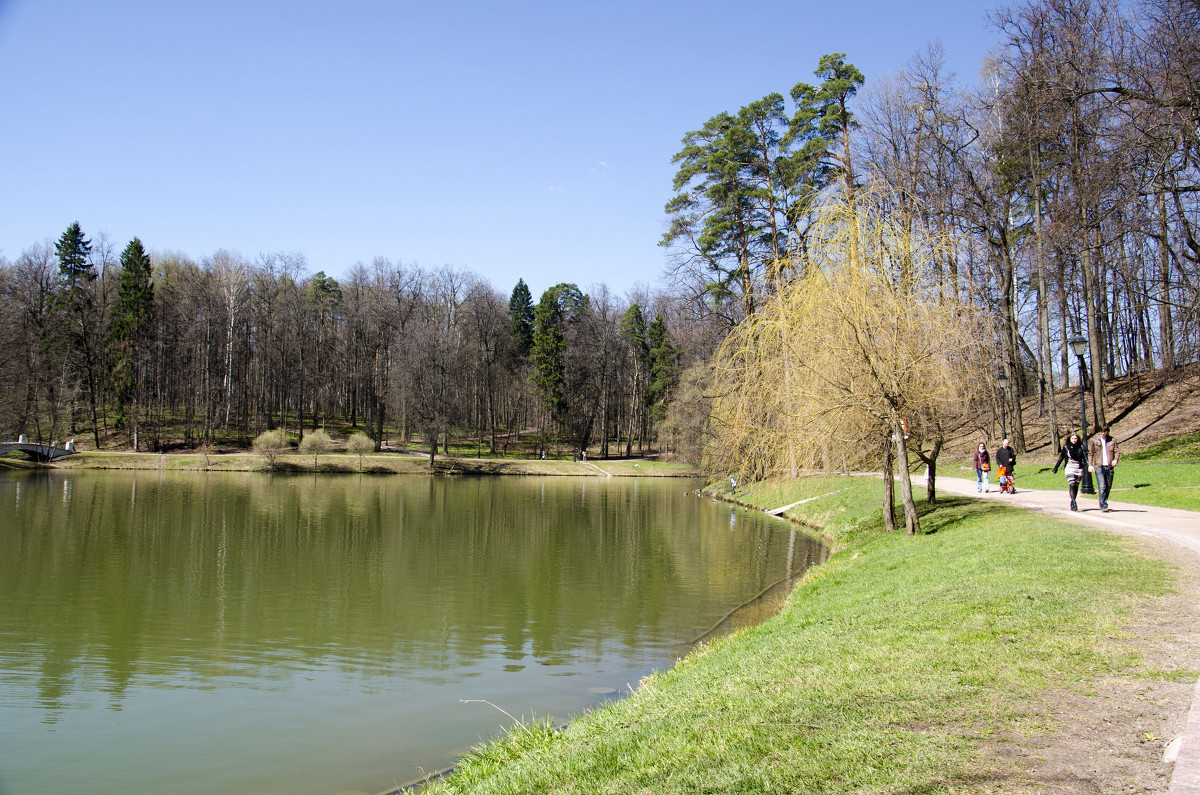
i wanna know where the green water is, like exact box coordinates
[0,471,825,795]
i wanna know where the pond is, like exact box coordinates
[0,471,826,795]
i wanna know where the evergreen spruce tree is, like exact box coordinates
[531,283,585,421]
[55,221,94,289]
[620,303,651,454]
[110,237,155,449]
[507,278,535,363]
[646,314,679,424]
[54,221,104,446]
[620,303,649,360]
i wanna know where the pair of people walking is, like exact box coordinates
[973,438,1016,494]
[1052,425,1120,512]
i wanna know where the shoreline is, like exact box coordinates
[408,475,1199,793]
[2,450,704,478]
[385,486,819,795]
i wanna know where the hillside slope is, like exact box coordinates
[952,366,1199,463]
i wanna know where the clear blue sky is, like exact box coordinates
[0,0,999,298]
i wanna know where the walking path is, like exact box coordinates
[584,461,613,478]
[933,475,1200,794]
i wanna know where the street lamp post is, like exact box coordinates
[1068,335,1096,494]
[996,369,1008,440]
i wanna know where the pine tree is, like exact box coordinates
[55,221,94,288]
[646,314,679,424]
[507,278,535,363]
[620,304,651,453]
[531,283,585,421]
[662,109,764,320]
[109,237,155,449]
[662,54,865,324]
[54,222,104,447]
[788,53,865,200]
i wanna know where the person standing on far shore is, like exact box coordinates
[1089,425,1120,512]
[973,443,991,493]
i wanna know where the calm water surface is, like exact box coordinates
[0,471,825,795]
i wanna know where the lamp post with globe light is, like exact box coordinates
[1068,335,1096,494]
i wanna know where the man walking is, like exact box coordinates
[996,438,1016,493]
[1089,425,1120,512]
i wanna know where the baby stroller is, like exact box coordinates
[997,465,1016,494]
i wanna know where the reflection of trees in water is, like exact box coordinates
[0,473,825,714]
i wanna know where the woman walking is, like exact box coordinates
[1052,432,1089,511]
[973,442,991,493]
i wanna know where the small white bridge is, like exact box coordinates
[0,441,77,462]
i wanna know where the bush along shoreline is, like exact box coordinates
[411,475,1185,794]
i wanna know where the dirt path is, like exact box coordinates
[932,475,1200,793]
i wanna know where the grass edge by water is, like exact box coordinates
[412,476,1187,794]
[4,450,700,478]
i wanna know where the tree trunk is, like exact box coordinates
[882,440,897,534]
[1057,253,1071,385]
[1079,219,1107,428]
[1032,173,1059,448]
[916,438,942,505]
[1156,181,1176,371]
[995,241,1026,452]
[892,416,921,536]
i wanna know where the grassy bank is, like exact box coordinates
[416,477,1187,793]
[723,474,891,551]
[28,450,702,477]
[0,457,43,472]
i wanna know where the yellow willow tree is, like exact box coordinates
[708,184,992,534]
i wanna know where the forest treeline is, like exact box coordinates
[0,233,692,457]
[1,0,1196,466]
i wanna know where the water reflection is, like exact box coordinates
[0,471,825,795]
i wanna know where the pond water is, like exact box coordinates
[0,471,825,795]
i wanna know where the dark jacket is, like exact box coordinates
[1053,440,1087,473]
[973,448,990,469]
[996,445,1016,470]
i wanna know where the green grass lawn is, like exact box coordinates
[594,459,702,477]
[418,479,1188,794]
[50,449,700,477]
[728,474,889,550]
[1125,430,1200,463]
